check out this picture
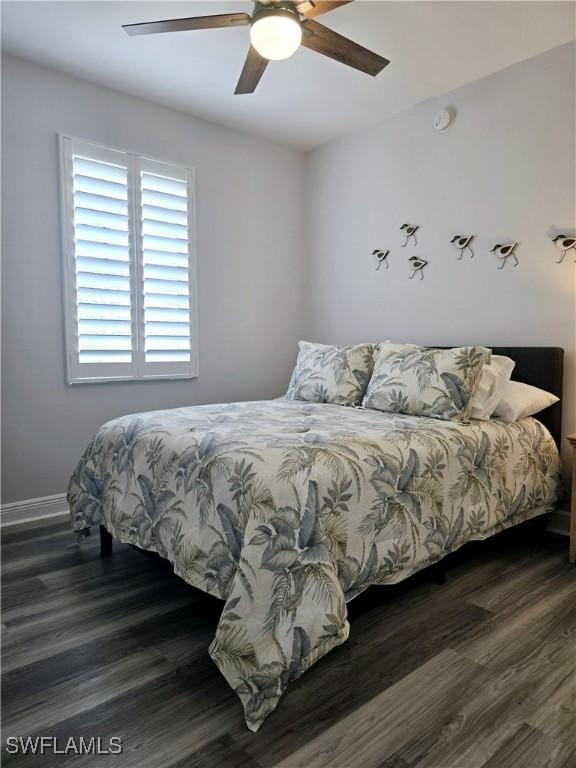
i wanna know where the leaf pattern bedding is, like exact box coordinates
[363,344,490,421]
[286,340,375,405]
[68,399,561,732]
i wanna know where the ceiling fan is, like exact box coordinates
[123,0,390,94]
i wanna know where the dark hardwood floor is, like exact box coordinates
[2,517,575,767]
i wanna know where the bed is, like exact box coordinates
[68,346,563,732]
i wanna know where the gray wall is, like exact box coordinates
[2,44,575,503]
[1,55,306,503]
[305,42,575,470]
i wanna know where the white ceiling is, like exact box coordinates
[2,1,574,150]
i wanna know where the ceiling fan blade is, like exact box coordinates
[123,14,251,36]
[301,19,389,76]
[235,46,269,94]
[300,1,353,19]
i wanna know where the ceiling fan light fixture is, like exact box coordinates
[122,1,391,95]
[250,9,302,61]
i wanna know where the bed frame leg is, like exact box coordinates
[430,561,446,585]
[530,514,550,534]
[99,525,113,557]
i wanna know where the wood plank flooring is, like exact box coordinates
[1,517,575,768]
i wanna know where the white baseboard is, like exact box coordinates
[1,493,69,527]
[548,508,570,536]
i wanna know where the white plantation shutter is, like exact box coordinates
[60,137,197,383]
[139,160,194,371]
[72,153,133,366]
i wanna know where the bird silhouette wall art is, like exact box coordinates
[409,256,428,280]
[400,224,419,247]
[450,235,474,259]
[552,235,576,263]
[372,249,390,270]
[491,242,519,269]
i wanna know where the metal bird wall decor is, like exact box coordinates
[366,226,545,282]
[409,256,428,280]
[372,249,390,270]
[552,234,576,263]
[491,242,519,269]
[400,224,419,247]
[450,235,474,259]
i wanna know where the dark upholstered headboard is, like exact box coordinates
[436,347,564,447]
[490,347,563,448]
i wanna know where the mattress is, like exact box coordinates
[68,398,561,731]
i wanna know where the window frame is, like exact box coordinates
[59,134,198,385]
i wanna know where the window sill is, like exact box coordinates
[67,373,198,385]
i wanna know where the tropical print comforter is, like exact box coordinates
[68,399,561,731]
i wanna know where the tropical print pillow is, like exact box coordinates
[286,341,374,406]
[363,344,491,422]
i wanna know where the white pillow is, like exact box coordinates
[492,380,559,422]
[468,355,516,420]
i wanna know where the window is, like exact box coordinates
[59,136,197,383]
